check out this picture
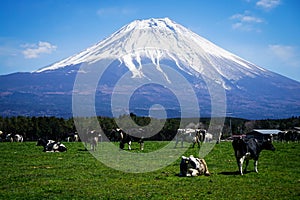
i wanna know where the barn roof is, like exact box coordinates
[251,129,282,135]
[294,127,300,131]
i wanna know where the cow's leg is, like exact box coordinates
[244,159,249,173]
[128,141,132,150]
[174,137,179,148]
[238,156,245,175]
[181,137,184,148]
[254,160,258,173]
[120,142,124,150]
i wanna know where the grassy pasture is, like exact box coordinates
[0,141,299,199]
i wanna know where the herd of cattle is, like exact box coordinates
[1,128,298,175]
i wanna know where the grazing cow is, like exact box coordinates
[37,138,67,152]
[232,137,275,175]
[179,155,210,177]
[115,128,132,150]
[174,129,204,148]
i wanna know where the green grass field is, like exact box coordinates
[0,141,299,199]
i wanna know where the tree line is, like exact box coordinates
[0,114,299,141]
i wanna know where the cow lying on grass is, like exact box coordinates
[179,155,210,177]
[36,138,67,152]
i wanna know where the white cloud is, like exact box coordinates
[97,7,136,16]
[22,41,57,59]
[269,44,300,67]
[230,11,264,32]
[256,0,281,10]
[231,13,263,23]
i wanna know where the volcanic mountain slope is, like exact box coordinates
[0,18,299,119]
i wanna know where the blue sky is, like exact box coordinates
[0,0,299,81]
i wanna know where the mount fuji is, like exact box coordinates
[0,18,299,119]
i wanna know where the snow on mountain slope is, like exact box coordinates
[2,17,299,119]
[36,18,269,88]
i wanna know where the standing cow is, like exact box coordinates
[86,130,101,152]
[232,137,275,175]
[115,128,132,150]
[174,129,204,148]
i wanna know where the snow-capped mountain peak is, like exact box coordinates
[119,17,178,32]
[36,18,268,88]
[2,18,300,119]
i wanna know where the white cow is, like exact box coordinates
[85,130,100,152]
[174,129,204,148]
[204,133,213,142]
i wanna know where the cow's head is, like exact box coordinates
[188,155,200,170]
[262,139,275,151]
[179,156,189,176]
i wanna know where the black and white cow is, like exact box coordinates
[179,155,211,177]
[14,134,23,142]
[175,129,205,148]
[36,138,67,152]
[115,128,132,150]
[6,133,14,142]
[232,137,275,175]
[278,130,300,143]
[6,133,23,142]
[65,132,79,142]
